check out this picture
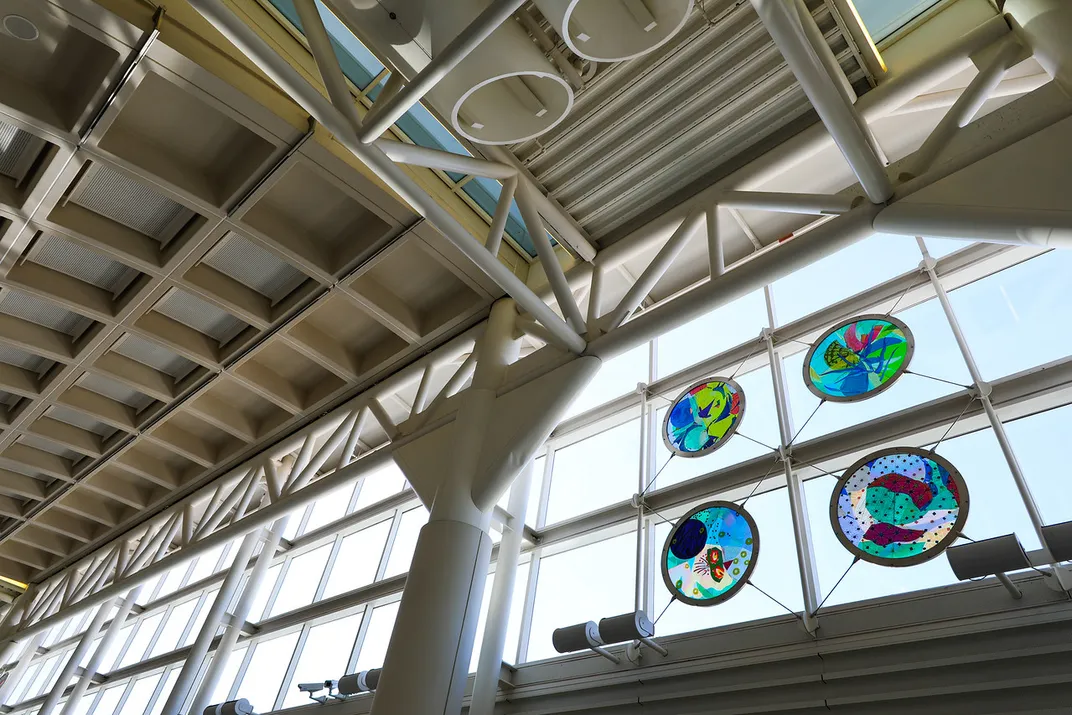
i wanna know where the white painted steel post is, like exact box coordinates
[903,36,1022,180]
[187,0,586,355]
[634,384,649,614]
[0,585,34,666]
[916,239,1054,556]
[764,287,820,632]
[0,631,46,705]
[159,529,260,715]
[356,0,529,142]
[469,462,534,715]
[187,518,288,715]
[485,175,518,258]
[750,0,893,202]
[57,587,142,715]
[706,205,725,278]
[38,596,117,715]
[370,299,520,715]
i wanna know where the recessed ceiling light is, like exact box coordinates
[3,14,39,42]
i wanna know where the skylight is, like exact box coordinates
[851,0,944,42]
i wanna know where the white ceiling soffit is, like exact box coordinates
[513,0,867,241]
[68,163,194,244]
[153,288,248,346]
[112,334,198,382]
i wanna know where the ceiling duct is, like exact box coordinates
[425,0,574,145]
[533,0,692,62]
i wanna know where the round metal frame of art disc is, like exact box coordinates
[661,377,746,458]
[661,500,759,607]
[803,314,915,403]
[830,446,969,567]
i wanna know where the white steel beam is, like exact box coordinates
[209,0,585,354]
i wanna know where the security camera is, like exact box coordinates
[297,683,325,694]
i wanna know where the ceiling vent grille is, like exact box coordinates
[203,233,307,305]
[78,372,154,412]
[0,120,46,184]
[112,334,197,381]
[18,434,81,463]
[68,163,194,244]
[0,343,53,375]
[154,289,247,346]
[0,288,93,340]
[31,233,140,296]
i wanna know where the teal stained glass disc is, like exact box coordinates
[662,378,745,457]
[804,315,914,402]
[831,447,969,567]
[661,501,758,606]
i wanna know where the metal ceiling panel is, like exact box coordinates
[0,288,94,339]
[31,232,141,296]
[515,0,865,240]
[153,288,247,346]
[45,405,119,440]
[68,163,195,244]
[0,343,54,376]
[0,390,20,409]
[78,372,155,412]
[202,232,307,304]
[112,334,198,381]
[18,434,82,463]
[0,119,46,184]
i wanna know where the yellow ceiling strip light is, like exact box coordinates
[0,575,28,591]
[844,0,888,73]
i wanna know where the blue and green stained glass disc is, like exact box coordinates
[831,447,969,567]
[662,501,758,606]
[662,378,745,457]
[804,315,914,402]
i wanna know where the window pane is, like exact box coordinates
[303,483,356,535]
[527,532,636,662]
[323,520,392,598]
[268,545,331,617]
[117,612,164,669]
[154,565,188,601]
[545,419,640,525]
[353,462,407,511]
[653,364,781,490]
[187,543,225,585]
[1005,404,1072,527]
[281,613,363,707]
[853,0,942,40]
[93,685,127,715]
[116,674,161,715]
[234,632,299,710]
[245,564,282,623]
[146,669,180,715]
[149,598,198,658]
[100,624,132,672]
[68,690,97,715]
[656,289,767,378]
[206,646,246,706]
[8,662,40,704]
[79,636,102,669]
[564,344,648,419]
[182,589,219,648]
[656,488,804,636]
[26,655,59,699]
[354,602,399,671]
[949,250,1072,381]
[384,508,429,578]
[772,233,920,326]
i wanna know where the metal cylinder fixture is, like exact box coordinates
[533,0,691,62]
[946,534,1030,581]
[202,699,254,715]
[1042,521,1072,562]
[552,620,603,652]
[338,669,382,695]
[598,610,654,643]
[427,0,573,144]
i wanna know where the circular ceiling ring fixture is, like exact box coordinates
[3,15,40,42]
[534,0,693,63]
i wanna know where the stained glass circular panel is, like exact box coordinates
[662,378,745,457]
[830,447,969,567]
[804,315,914,402]
[662,501,758,606]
